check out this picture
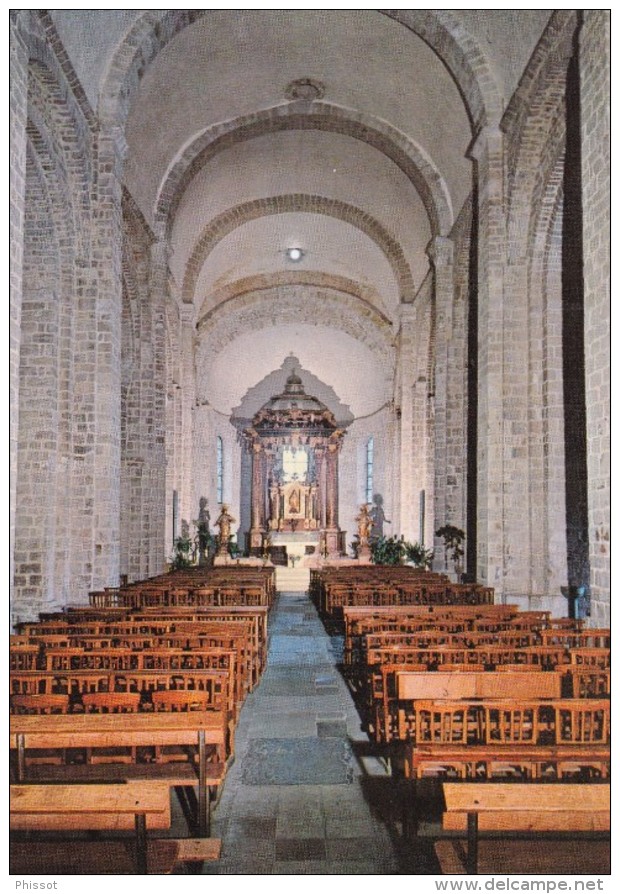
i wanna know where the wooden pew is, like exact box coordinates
[436,782,610,875]
[10,779,222,873]
[10,781,172,873]
[343,604,519,665]
[401,698,610,781]
[390,669,562,744]
[10,710,227,835]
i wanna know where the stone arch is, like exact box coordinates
[503,10,578,260]
[380,9,502,129]
[196,270,392,325]
[195,283,394,366]
[25,10,97,131]
[98,9,500,139]
[154,104,453,237]
[26,60,90,232]
[182,194,415,306]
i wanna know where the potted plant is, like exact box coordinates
[435,524,465,579]
[371,535,406,566]
[169,534,193,570]
[227,539,242,560]
[404,541,434,569]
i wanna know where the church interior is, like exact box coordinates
[9,9,610,878]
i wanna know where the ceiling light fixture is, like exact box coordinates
[286,247,304,262]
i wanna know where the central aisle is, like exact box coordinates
[203,589,438,874]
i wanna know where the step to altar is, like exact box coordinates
[275,565,311,593]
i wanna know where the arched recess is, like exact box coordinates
[182,195,415,306]
[155,104,453,238]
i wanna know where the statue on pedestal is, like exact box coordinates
[215,504,236,557]
[356,503,373,560]
[195,497,211,565]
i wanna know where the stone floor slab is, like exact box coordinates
[242,737,354,785]
[275,837,327,861]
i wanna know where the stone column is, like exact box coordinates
[427,236,458,572]
[325,444,340,557]
[9,14,28,625]
[147,239,168,575]
[315,447,327,530]
[89,126,125,593]
[249,443,265,552]
[470,125,506,596]
[178,305,196,535]
[580,11,610,624]
[398,304,416,542]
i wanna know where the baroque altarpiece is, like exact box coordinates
[243,372,346,559]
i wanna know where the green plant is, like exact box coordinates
[169,535,193,570]
[404,541,434,569]
[371,535,406,566]
[193,521,216,558]
[435,525,465,571]
[227,539,242,559]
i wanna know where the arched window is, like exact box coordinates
[216,436,224,504]
[365,437,374,504]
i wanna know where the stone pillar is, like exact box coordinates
[148,239,169,575]
[315,448,327,531]
[580,11,610,624]
[178,304,196,533]
[9,14,28,625]
[398,304,416,542]
[89,126,125,593]
[427,236,458,573]
[470,126,506,596]
[325,444,340,556]
[249,443,265,551]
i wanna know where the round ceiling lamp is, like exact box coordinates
[286,247,304,262]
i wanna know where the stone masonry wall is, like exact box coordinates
[13,20,96,621]
[580,10,610,624]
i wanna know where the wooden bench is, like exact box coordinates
[401,697,610,780]
[10,710,227,835]
[10,838,222,875]
[407,742,611,781]
[436,782,610,874]
[390,669,562,744]
[10,781,221,874]
[10,781,170,873]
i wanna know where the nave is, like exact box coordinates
[200,587,429,874]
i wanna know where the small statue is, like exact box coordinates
[356,503,373,560]
[370,494,391,540]
[195,497,211,564]
[215,504,236,556]
[289,487,300,514]
[357,503,372,540]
